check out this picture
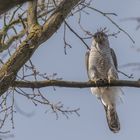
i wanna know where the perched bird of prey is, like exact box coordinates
[85,31,120,133]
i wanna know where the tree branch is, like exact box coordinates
[27,0,38,30]
[0,0,81,96]
[0,30,26,52]
[12,79,140,89]
[0,0,33,15]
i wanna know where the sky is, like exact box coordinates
[1,0,140,140]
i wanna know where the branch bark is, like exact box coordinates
[0,0,34,15]
[0,0,81,96]
[27,0,38,29]
[13,80,140,89]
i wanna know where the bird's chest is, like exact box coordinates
[89,48,112,76]
[97,53,110,68]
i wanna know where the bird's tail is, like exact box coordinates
[103,105,120,133]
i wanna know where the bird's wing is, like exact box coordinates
[110,48,118,70]
[85,51,90,79]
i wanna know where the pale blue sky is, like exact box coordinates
[1,0,140,139]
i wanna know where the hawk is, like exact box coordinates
[85,31,120,133]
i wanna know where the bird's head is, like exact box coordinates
[93,31,108,44]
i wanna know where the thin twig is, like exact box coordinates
[64,20,90,50]
[81,4,135,43]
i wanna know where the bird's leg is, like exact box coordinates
[88,66,107,87]
[108,76,116,85]
[108,67,118,85]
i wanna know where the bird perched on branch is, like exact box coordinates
[85,30,121,133]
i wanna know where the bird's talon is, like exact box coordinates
[94,79,107,87]
[108,78,115,85]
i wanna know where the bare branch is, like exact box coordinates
[0,0,33,15]
[0,0,81,96]
[64,21,90,50]
[14,88,80,119]
[81,3,135,43]
[13,79,140,89]
[117,70,134,79]
[27,0,38,30]
[0,30,26,52]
